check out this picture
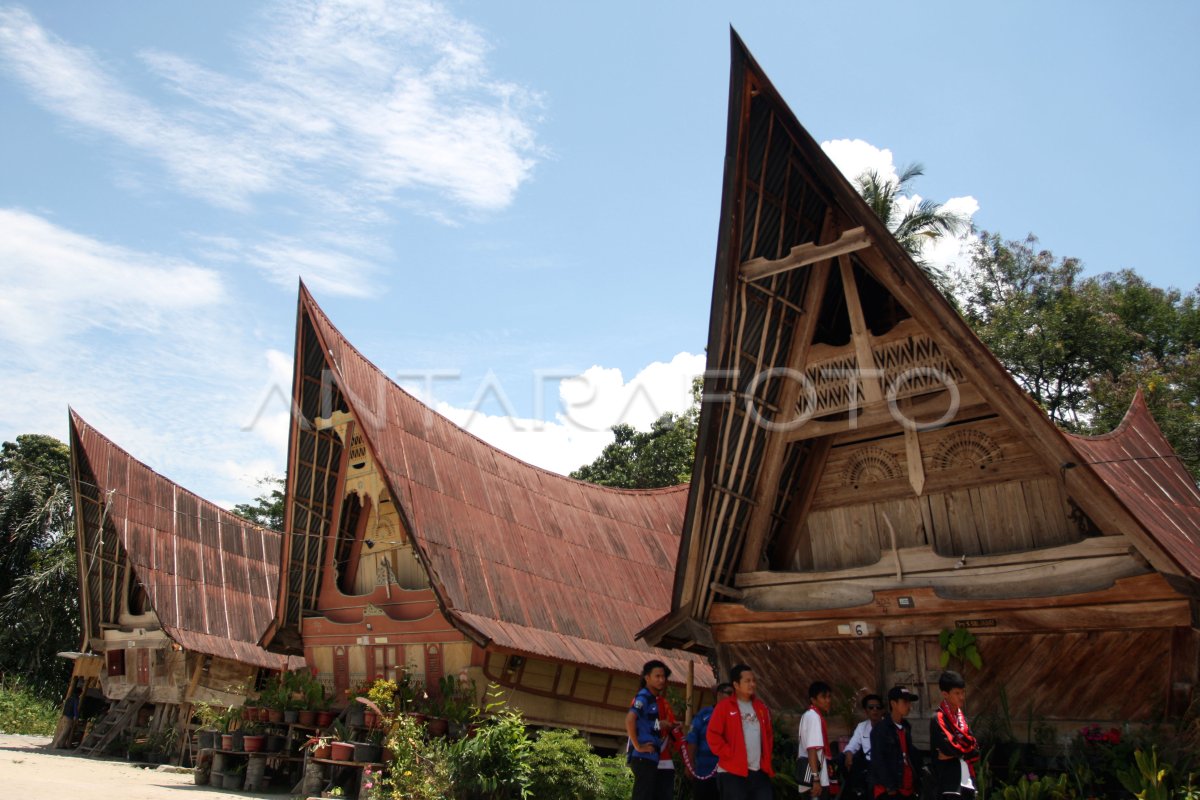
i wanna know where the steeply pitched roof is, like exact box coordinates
[647,33,1199,646]
[291,287,713,685]
[1068,391,1200,578]
[69,411,300,670]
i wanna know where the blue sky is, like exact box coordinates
[1,1,1197,506]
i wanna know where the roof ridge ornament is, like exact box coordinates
[740,226,871,282]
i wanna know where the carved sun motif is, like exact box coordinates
[932,430,1002,471]
[843,446,902,487]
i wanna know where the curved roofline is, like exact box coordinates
[1063,388,1146,443]
[299,281,690,499]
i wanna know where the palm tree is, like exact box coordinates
[855,163,967,293]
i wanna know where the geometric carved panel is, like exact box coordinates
[842,446,902,487]
[930,430,1002,471]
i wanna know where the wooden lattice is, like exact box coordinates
[801,333,962,418]
[873,333,964,397]
[842,446,902,486]
[801,351,861,417]
[931,429,1002,471]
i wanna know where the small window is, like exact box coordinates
[106,649,126,677]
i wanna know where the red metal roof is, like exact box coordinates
[300,288,714,685]
[70,411,303,670]
[1068,391,1200,579]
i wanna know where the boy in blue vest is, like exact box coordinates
[686,682,733,800]
[626,659,680,800]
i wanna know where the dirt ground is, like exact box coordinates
[0,734,287,799]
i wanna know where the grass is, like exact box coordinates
[0,679,60,735]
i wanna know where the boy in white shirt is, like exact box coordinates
[798,681,834,796]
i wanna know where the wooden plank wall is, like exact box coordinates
[792,417,1084,571]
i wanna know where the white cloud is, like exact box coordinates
[0,209,286,505]
[0,1,542,216]
[434,352,706,476]
[821,138,979,279]
[0,208,224,347]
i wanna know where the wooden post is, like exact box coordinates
[685,660,695,726]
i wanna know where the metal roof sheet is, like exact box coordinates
[70,411,297,670]
[299,289,715,686]
[1068,391,1200,579]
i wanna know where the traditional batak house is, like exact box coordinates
[643,36,1200,744]
[258,286,712,743]
[68,411,303,754]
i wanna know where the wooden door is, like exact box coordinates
[369,645,402,681]
[333,646,350,698]
[884,636,941,748]
[135,649,150,686]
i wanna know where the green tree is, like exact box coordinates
[570,380,700,489]
[959,233,1199,479]
[855,162,968,293]
[231,475,286,530]
[0,434,79,695]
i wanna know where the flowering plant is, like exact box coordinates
[1079,724,1121,746]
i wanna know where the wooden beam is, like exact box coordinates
[904,424,926,496]
[736,535,1137,588]
[785,385,986,442]
[839,254,884,405]
[738,260,832,573]
[741,227,871,282]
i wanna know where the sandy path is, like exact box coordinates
[0,735,287,799]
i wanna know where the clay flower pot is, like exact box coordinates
[330,741,355,762]
[242,734,265,753]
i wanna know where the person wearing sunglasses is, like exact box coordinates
[843,694,885,800]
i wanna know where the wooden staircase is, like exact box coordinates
[77,686,149,757]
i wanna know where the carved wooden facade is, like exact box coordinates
[645,35,1200,745]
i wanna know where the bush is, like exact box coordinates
[527,728,602,800]
[596,754,634,800]
[382,712,452,800]
[448,705,533,799]
[0,679,58,735]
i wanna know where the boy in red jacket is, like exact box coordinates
[706,663,774,800]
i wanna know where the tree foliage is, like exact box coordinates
[231,475,286,530]
[569,380,701,489]
[960,233,1199,478]
[0,434,79,696]
[855,162,968,293]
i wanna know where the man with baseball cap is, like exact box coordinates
[869,686,923,799]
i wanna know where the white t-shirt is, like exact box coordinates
[844,719,872,759]
[739,699,762,772]
[798,708,829,788]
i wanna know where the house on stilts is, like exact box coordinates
[642,35,1200,744]
[66,410,304,756]
[260,286,712,745]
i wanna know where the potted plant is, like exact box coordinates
[242,720,265,753]
[438,674,478,738]
[193,701,224,750]
[305,735,333,760]
[329,720,355,761]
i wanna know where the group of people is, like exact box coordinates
[625,661,980,800]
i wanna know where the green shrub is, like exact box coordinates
[448,704,532,800]
[382,712,452,800]
[0,679,58,735]
[596,754,633,800]
[527,728,602,800]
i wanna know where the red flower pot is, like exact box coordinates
[220,734,234,750]
[298,710,316,726]
[242,734,265,753]
[316,711,335,727]
[312,742,332,759]
[268,708,285,724]
[330,741,355,762]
